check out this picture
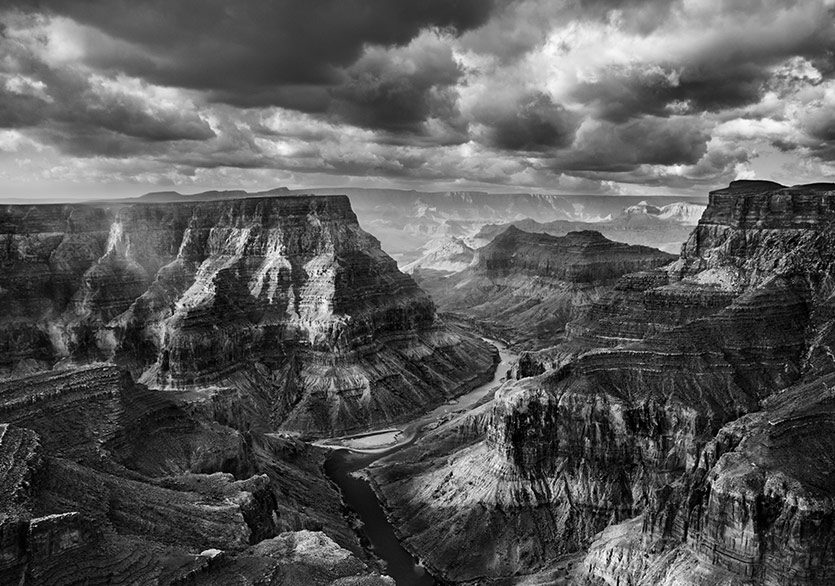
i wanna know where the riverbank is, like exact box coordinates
[314,337,513,452]
[319,337,518,586]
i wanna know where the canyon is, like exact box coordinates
[0,363,395,585]
[0,193,497,585]
[2,180,835,586]
[0,195,496,435]
[413,227,674,350]
[367,180,835,585]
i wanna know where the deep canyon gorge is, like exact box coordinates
[2,180,835,586]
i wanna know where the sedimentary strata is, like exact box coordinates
[0,364,393,585]
[418,227,674,350]
[0,195,495,435]
[370,181,835,585]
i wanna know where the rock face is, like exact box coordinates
[416,227,674,350]
[402,235,476,273]
[471,199,707,257]
[0,364,393,586]
[0,195,495,435]
[369,180,835,585]
[580,374,835,586]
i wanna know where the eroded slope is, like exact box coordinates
[416,227,674,350]
[0,195,495,435]
[369,181,835,585]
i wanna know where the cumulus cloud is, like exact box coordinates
[553,116,711,173]
[471,91,579,151]
[0,16,215,158]
[9,0,495,106]
[329,32,466,136]
[4,0,835,195]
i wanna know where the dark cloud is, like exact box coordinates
[0,91,45,128]
[0,30,215,146]
[571,1,835,123]
[474,92,579,151]
[570,0,678,34]
[555,116,710,172]
[13,0,495,107]
[573,60,786,123]
[803,109,835,142]
[0,72,215,148]
[329,37,465,134]
[28,125,155,158]
[462,0,677,63]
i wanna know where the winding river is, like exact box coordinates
[323,339,517,586]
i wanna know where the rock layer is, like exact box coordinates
[580,373,835,586]
[416,227,674,350]
[370,181,835,585]
[0,195,495,435]
[0,364,393,586]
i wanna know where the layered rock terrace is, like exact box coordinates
[0,195,496,435]
[418,226,674,350]
[370,180,835,585]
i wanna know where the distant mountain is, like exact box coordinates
[401,236,475,274]
[472,201,706,257]
[131,187,706,265]
[414,226,674,350]
[657,201,705,224]
[135,186,291,202]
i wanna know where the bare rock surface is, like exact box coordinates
[0,363,392,586]
[580,372,835,586]
[0,195,496,435]
[0,194,495,584]
[415,227,674,350]
[369,181,835,585]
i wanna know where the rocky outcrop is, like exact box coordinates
[0,195,495,435]
[369,181,835,584]
[580,372,835,586]
[0,363,392,586]
[417,227,674,350]
[402,235,476,273]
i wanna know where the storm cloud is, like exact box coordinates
[3,0,835,196]
[11,0,495,105]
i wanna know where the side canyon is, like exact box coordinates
[4,181,835,586]
[368,180,835,585]
[0,194,497,585]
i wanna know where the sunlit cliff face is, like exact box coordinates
[3,0,835,199]
[0,195,497,433]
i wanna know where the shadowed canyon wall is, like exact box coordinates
[0,195,496,435]
[369,181,835,585]
[416,226,675,350]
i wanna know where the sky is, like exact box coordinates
[2,0,835,200]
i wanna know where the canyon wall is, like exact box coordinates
[417,227,674,350]
[0,364,393,585]
[0,195,496,435]
[369,181,835,585]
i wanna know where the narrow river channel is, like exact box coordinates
[323,338,517,586]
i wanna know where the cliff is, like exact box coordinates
[417,227,674,350]
[369,181,835,585]
[0,195,495,435]
[580,373,835,586]
[0,364,394,585]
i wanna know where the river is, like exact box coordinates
[323,339,517,586]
